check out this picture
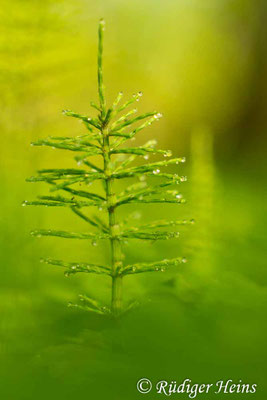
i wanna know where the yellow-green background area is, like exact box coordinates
[0,0,266,399]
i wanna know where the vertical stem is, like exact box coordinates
[102,130,123,316]
[98,19,123,316]
[98,19,106,116]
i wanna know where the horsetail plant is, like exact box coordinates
[24,19,193,317]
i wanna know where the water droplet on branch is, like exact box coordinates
[154,112,162,120]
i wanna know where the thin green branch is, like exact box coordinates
[121,257,187,276]
[135,219,195,230]
[41,258,110,276]
[120,230,180,240]
[71,207,107,232]
[25,195,104,208]
[63,110,101,130]
[31,139,102,153]
[31,229,109,240]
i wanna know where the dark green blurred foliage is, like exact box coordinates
[0,0,266,399]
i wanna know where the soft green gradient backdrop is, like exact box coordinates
[0,0,266,399]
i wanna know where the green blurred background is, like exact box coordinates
[0,0,266,399]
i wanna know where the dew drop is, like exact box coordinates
[161,268,165,272]
[22,201,27,207]
[64,271,70,277]
[164,150,172,157]
[176,194,182,199]
[182,257,187,263]
[144,155,149,160]
[137,91,143,97]
[190,219,195,224]
[180,176,187,182]
[154,112,163,120]
[71,266,77,270]
[132,266,137,272]
[181,157,186,163]
[91,240,98,247]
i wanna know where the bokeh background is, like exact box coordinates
[0,0,266,399]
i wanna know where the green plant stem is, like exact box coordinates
[98,19,106,116]
[102,127,123,315]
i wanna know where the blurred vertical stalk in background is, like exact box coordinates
[190,126,216,278]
